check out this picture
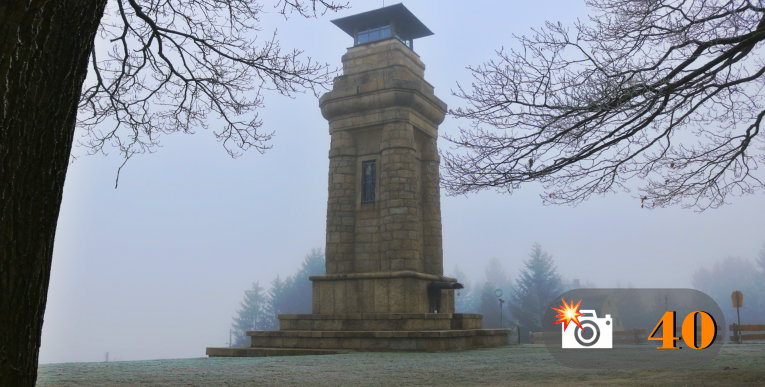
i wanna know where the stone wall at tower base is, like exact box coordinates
[206,317,511,357]
[309,271,456,314]
[277,313,483,331]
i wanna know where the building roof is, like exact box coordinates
[331,3,433,41]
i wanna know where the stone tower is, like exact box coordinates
[207,4,509,356]
[311,4,452,315]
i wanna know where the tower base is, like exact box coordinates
[206,313,510,357]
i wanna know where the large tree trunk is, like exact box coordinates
[0,1,106,384]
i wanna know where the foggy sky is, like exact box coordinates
[40,0,765,363]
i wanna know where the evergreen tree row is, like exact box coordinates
[231,249,325,347]
[452,241,765,339]
[451,243,567,335]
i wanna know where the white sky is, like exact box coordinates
[40,0,765,363]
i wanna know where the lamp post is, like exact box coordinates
[495,289,505,328]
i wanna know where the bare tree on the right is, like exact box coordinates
[445,0,765,210]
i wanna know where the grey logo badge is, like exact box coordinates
[540,289,724,369]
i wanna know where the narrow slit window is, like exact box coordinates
[361,160,376,203]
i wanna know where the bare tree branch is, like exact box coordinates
[445,0,765,210]
[77,0,348,185]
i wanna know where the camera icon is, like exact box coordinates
[561,310,613,349]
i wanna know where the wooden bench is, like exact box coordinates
[529,331,558,345]
[729,324,765,342]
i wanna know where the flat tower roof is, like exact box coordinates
[331,3,433,41]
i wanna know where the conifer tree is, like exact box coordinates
[508,244,563,332]
[231,281,272,347]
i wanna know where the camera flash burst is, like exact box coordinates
[551,298,584,331]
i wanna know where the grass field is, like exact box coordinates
[37,344,765,386]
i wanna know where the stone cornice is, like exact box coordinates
[320,87,446,126]
[310,271,457,282]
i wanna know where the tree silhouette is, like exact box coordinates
[508,244,563,332]
[231,281,272,347]
[233,249,326,340]
[1,1,344,383]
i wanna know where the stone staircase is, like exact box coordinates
[206,313,510,357]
